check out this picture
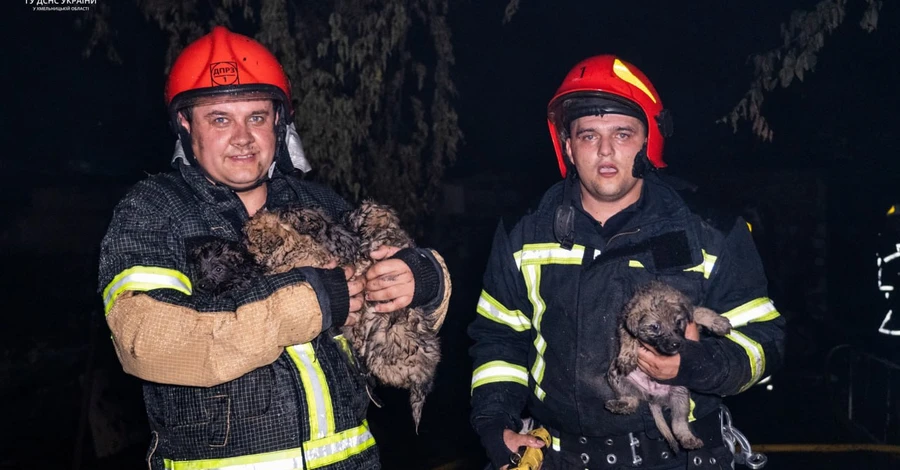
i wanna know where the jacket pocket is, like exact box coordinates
[144,365,277,449]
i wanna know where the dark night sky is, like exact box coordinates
[448,0,900,182]
[9,0,899,186]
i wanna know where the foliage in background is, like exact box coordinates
[720,0,882,141]
[503,0,883,142]
[80,0,460,232]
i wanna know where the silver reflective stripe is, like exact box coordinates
[304,423,376,469]
[471,360,528,392]
[683,250,717,279]
[163,448,304,470]
[162,423,375,470]
[726,330,765,392]
[476,290,531,331]
[722,298,780,328]
[514,243,585,270]
[102,266,192,314]
[288,344,334,439]
[523,264,549,401]
[551,436,561,452]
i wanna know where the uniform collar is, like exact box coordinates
[568,174,647,236]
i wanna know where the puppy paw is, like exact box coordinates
[678,435,704,450]
[707,316,732,336]
[605,398,638,415]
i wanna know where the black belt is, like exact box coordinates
[546,411,731,469]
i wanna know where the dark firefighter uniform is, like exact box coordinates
[469,173,786,469]
[99,162,451,470]
[98,26,451,470]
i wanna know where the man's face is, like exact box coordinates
[180,99,277,190]
[565,113,647,211]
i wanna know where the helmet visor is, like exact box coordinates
[169,84,288,113]
[554,93,647,136]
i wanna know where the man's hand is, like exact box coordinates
[498,429,545,470]
[364,246,415,312]
[637,322,700,380]
[344,266,364,326]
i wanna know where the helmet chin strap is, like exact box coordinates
[632,145,654,179]
[554,144,653,248]
[554,160,578,250]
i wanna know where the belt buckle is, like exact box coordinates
[628,432,643,466]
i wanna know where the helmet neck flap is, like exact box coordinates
[164,27,309,193]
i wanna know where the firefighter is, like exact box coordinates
[98,26,451,469]
[468,55,785,469]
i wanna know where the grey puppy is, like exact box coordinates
[606,281,732,452]
[242,201,441,432]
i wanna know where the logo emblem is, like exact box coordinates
[210,62,239,86]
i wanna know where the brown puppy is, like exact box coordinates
[344,201,441,432]
[606,281,732,452]
[242,201,440,431]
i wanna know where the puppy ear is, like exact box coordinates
[624,305,642,334]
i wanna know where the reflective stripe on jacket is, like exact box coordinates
[99,164,378,470]
[469,173,786,457]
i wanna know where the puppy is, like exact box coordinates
[605,281,732,452]
[243,206,358,273]
[187,237,263,297]
[344,201,441,432]
[243,201,440,431]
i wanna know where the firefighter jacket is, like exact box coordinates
[98,162,451,470]
[468,173,785,468]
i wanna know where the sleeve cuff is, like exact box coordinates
[392,247,440,309]
[473,415,519,469]
[313,267,350,328]
[664,340,727,391]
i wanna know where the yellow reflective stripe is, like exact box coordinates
[477,290,532,332]
[513,243,585,270]
[522,264,550,401]
[628,260,645,268]
[613,59,657,103]
[688,398,696,422]
[683,250,718,279]
[726,330,765,392]
[332,334,355,366]
[551,436,561,451]
[722,297,781,328]
[304,421,376,469]
[162,422,374,470]
[534,383,547,401]
[471,360,528,393]
[287,344,336,439]
[164,447,304,470]
[102,266,192,315]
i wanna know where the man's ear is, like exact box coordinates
[177,111,191,133]
[564,138,574,165]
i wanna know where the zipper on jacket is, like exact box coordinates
[605,228,641,249]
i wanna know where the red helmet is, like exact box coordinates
[166,26,292,116]
[547,55,672,177]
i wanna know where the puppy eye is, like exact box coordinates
[214,266,225,274]
[648,323,660,333]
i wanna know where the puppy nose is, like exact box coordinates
[670,340,682,351]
